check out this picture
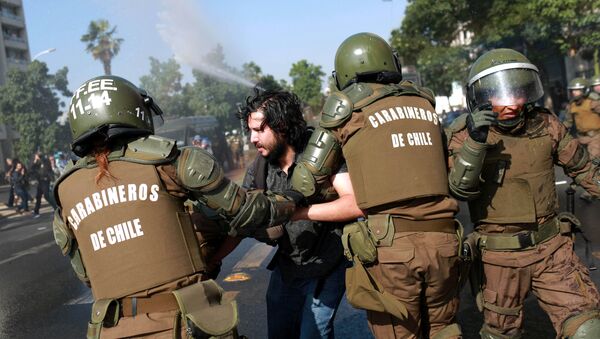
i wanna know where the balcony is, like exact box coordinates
[6,56,27,69]
[0,11,24,28]
[3,35,26,49]
[0,0,22,7]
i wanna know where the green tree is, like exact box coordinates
[81,19,124,75]
[416,46,470,96]
[185,46,251,130]
[0,61,72,160]
[256,74,283,92]
[242,61,283,91]
[242,61,262,82]
[289,60,325,112]
[390,0,468,94]
[139,57,190,117]
[528,0,600,73]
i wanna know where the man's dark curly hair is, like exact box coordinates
[238,88,308,152]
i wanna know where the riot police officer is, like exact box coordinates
[447,49,600,338]
[564,77,600,161]
[53,76,298,338]
[590,75,600,95]
[292,32,463,339]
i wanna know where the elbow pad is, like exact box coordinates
[228,191,295,237]
[53,210,89,285]
[449,137,488,200]
[291,127,342,198]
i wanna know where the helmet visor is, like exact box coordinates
[469,67,544,108]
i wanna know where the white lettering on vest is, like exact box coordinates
[139,184,148,200]
[368,105,440,129]
[128,184,137,201]
[149,185,159,202]
[66,184,161,229]
[391,133,406,148]
[92,218,145,251]
[369,115,379,128]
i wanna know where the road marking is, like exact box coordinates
[555,180,568,185]
[232,243,275,271]
[65,290,93,305]
[0,240,55,266]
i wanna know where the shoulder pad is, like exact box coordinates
[124,135,177,163]
[320,91,354,128]
[397,81,436,107]
[588,92,600,101]
[177,147,224,191]
[344,83,374,104]
[53,160,80,208]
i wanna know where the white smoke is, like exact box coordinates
[156,0,255,87]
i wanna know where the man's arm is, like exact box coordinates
[446,113,491,200]
[292,172,364,222]
[176,147,297,236]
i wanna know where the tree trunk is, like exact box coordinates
[103,60,111,75]
[102,51,112,75]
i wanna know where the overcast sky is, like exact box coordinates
[23,0,406,91]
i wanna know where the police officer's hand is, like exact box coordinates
[467,109,497,143]
[283,189,308,207]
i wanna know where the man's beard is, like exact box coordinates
[265,136,287,165]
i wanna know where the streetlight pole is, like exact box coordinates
[32,48,56,61]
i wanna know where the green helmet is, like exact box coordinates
[589,75,600,94]
[68,75,163,156]
[333,32,401,90]
[568,77,589,100]
[466,48,544,115]
[568,77,589,90]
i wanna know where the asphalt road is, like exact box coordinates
[0,167,598,338]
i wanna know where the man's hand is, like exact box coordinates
[467,109,497,143]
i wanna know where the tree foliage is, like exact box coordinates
[390,0,600,94]
[139,57,190,117]
[390,0,468,95]
[182,45,252,130]
[0,61,72,160]
[289,60,325,112]
[81,19,124,75]
[137,46,319,130]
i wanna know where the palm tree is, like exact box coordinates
[81,19,124,75]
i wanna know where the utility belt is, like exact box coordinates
[474,214,574,252]
[342,215,456,263]
[86,280,239,339]
[341,215,460,321]
[120,293,179,317]
[465,213,588,316]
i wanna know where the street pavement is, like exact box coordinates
[0,167,598,338]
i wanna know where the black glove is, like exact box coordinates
[466,108,497,143]
[283,189,308,207]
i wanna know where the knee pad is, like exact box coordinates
[562,310,600,339]
[431,323,462,339]
[480,324,522,339]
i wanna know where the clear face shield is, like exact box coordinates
[468,65,544,112]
